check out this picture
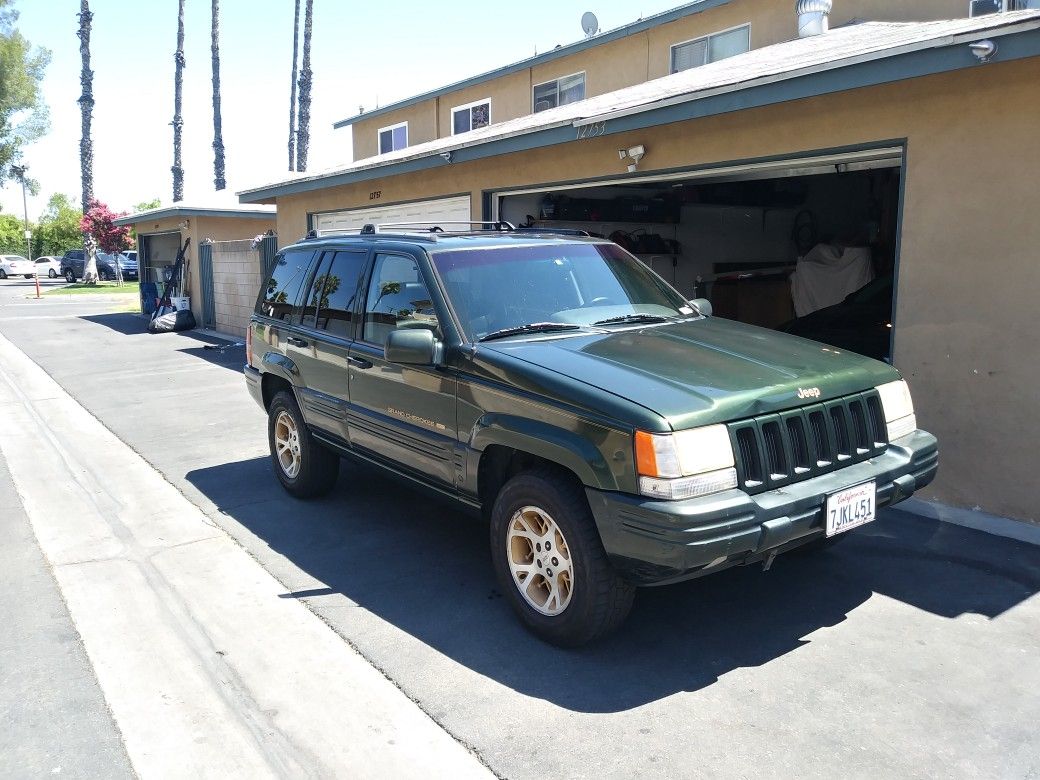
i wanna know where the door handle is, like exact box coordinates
[287,336,309,348]
[348,356,373,369]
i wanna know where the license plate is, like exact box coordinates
[825,481,876,537]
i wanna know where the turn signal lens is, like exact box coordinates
[246,324,254,368]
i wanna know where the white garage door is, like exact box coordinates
[313,195,472,233]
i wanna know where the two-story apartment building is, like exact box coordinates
[239,1,1040,525]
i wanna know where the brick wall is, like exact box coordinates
[210,239,262,338]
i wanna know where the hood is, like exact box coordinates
[482,317,900,430]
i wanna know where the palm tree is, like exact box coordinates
[211,0,226,189]
[295,0,313,172]
[172,0,186,202]
[287,0,300,171]
[77,0,99,283]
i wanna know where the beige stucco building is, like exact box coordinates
[239,2,1040,524]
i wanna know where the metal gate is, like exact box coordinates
[258,235,278,278]
[198,242,216,330]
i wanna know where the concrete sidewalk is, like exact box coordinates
[0,331,491,779]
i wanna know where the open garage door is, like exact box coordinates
[313,195,471,233]
[495,146,903,362]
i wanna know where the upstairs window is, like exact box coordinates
[671,24,750,73]
[452,99,491,135]
[533,72,585,113]
[378,122,408,154]
[970,0,1030,14]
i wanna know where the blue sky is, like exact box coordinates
[1,0,680,218]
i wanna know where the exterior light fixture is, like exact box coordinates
[619,144,646,172]
[970,40,997,62]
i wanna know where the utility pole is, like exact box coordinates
[10,165,40,298]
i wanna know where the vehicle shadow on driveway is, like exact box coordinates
[185,456,1040,713]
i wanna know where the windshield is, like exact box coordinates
[431,242,692,342]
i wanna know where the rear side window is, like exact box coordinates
[259,249,315,321]
[303,250,367,337]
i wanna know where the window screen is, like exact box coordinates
[362,253,440,345]
[672,39,707,73]
[708,26,749,62]
[305,250,367,337]
[259,249,314,321]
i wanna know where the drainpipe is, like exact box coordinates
[797,0,834,38]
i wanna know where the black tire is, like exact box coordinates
[0,270,7,280]
[100,269,113,281]
[48,269,57,278]
[490,469,635,647]
[267,390,339,498]
[64,269,75,283]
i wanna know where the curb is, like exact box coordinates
[898,498,1040,547]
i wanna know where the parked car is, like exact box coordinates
[244,226,938,646]
[779,274,893,361]
[0,254,35,279]
[33,256,62,278]
[60,250,139,282]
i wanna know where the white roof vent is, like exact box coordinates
[797,0,833,38]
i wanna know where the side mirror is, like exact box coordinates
[385,328,440,365]
[689,298,712,317]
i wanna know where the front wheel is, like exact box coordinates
[267,390,339,498]
[64,269,75,283]
[490,469,635,647]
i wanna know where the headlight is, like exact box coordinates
[634,425,737,500]
[876,379,917,441]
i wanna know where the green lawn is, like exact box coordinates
[42,282,140,296]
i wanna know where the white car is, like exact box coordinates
[0,255,34,279]
[34,256,62,278]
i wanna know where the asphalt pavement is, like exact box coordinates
[1,276,1038,778]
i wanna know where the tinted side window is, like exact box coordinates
[362,253,440,346]
[259,249,314,321]
[304,250,367,338]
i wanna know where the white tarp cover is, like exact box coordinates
[790,243,874,317]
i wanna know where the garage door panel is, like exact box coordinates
[314,196,471,233]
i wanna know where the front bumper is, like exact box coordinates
[586,429,938,585]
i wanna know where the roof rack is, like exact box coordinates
[359,220,515,234]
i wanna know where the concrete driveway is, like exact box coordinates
[1,281,1038,778]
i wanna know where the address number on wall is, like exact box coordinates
[369,190,382,200]
[576,122,607,140]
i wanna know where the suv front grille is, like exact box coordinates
[727,389,888,494]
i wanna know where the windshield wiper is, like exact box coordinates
[591,313,673,326]
[478,322,581,342]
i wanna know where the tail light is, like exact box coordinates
[246,324,254,367]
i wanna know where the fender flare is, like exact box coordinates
[470,413,620,491]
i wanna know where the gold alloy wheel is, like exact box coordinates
[274,410,302,479]
[507,505,574,616]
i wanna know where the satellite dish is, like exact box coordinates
[581,11,599,37]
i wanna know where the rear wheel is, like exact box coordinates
[0,270,7,279]
[64,269,75,283]
[267,390,339,498]
[48,269,57,278]
[490,469,634,646]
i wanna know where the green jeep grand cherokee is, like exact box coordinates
[244,226,938,646]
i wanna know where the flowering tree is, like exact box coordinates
[79,199,131,284]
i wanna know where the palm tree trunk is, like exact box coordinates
[211,0,226,189]
[295,0,313,172]
[77,0,98,284]
[172,0,186,202]
[288,0,301,171]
